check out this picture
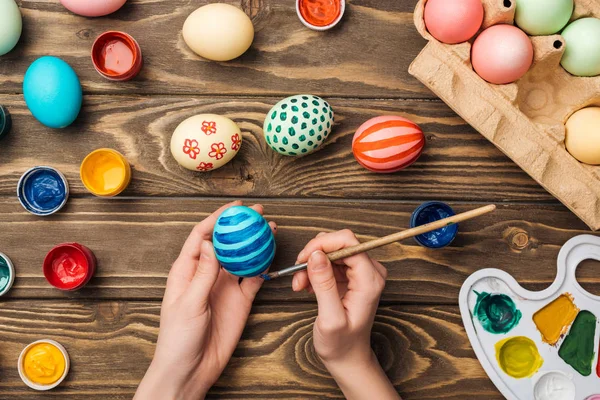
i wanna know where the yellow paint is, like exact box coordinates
[495,336,543,379]
[80,149,131,197]
[23,343,66,385]
[533,293,579,345]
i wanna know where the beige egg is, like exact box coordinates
[170,114,242,172]
[565,107,600,165]
[182,4,254,62]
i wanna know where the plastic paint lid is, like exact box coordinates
[0,252,15,297]
[80,148,131,197]
[296,0,345,31]
[18,339,70,391]
[17,166,69,216]
[43,243,96,291]
[410,201,458,248]
[91,31,143,81]
[0,105,12,140]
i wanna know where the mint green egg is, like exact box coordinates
[561,18,600,77]
[0,0,22,56]
[515,0,573,35]
[263,95,334,157]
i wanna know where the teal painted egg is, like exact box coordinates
[263,95,334,156]
[515,0,573,35]
[213,206,276,277]
[561,18,600,77]
[0,0,22,56]
[23,57,82,129]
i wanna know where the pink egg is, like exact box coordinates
[424,0,484,44]
[60,0,127,17]
[472,25,534,84]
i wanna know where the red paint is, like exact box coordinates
[91,31,143,81]
[43,243,96,291]
[597,343,600,377]
[299,0,341,27]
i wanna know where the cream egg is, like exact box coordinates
[0,0,22,56]
[565,107,600,165]
[171,114,242,172]
[183,4,254,61]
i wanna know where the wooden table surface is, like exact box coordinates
[1,1,599,399]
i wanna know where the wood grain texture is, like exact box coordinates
[0,198,596,302]
[1,0,429,98]
[0,301,501,399]
[0,94,552,201]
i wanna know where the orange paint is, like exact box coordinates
[80,148,131,197]
[533,293,579,345]
[299,0,341,27]
[101,39,134,75]
[91,31,143,81]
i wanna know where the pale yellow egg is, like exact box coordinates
[565,107,600,165]
[182,4,254,62]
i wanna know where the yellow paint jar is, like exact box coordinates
[18,339,70,391]
[80,148,131,197]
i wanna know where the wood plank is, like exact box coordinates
[0,301,502,399]
[1,0,430,98]
[0,198,596,302]
[0,95,553,201]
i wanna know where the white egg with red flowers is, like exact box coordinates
[170,114,242,172]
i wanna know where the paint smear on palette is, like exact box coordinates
[533,371,575,400]
[473,291,522,334]
[586,395,600,400]
[533,293,579,345]
[495,336,543,379]
[558,310,597,376]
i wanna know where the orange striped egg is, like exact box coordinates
[352,116,425,173]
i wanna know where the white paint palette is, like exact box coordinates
[460,235,600,400]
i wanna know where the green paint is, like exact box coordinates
[301,122,307,130]
[276,125,282,133]
[473,291,522,334]
[281,104,288,109]
[288,127,296,136]
[312,100,319,106]
[267,123,272,132]
[303,111,310,119]
[559,310,597,376]
[302,103,308,108]
[280,112,287,121]
[0,255,11,292]
[291,116,298,124]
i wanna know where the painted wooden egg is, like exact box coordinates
[213,206,276,277]
[60,0,127,17]
[0,0,22,56]
[352,116,425,173]
[263,95,334,156]
[170,114,242,172]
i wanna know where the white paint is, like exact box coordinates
[533,371,576,400]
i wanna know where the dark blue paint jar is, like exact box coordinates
[17,166,69,216]
[0,106,11,140]
[410,201,458,248]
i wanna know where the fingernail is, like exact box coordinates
[309,251,328,271]
[200,241,212,259]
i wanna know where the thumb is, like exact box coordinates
[185,241,220,309]
[307,251,345,323]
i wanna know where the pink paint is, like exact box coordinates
[424,0,484,44]
[586,396,600,400]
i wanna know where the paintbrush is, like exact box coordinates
[261,204,496,281]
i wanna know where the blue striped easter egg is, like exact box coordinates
[213,206,276,277]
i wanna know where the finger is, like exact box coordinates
[184,241,221,311]
[268,221,278,236]
[292,270,308,292]
[307,251,345,324]
[372,260,388,280]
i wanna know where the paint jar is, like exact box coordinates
[410,201,458,248]
[18,339,70,391]
[0,105,11,140]
[43,243,96,291]
[80,148,131,197]
[17,166,69,216]
[91,31,143,81]
[0,252,15,297]
[296,0,345,31]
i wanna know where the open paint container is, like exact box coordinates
[91,31,142,81]
[17,166,69,216]
[0,252,15,296]
[410,201,458,248]
[80,148,131,197]
[296,0,345,31]
[18,339,70,391]
[0,105,11,139]
[43,243,96,291]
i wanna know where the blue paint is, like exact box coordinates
[17,167,69,216]
[23,56,82,129]
[213,206,276,277]
[410,201,458,248]
[0,252,14,296]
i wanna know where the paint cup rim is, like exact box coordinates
[91,31,143,81]
[0,251,15,297]
[18,339,70,391]
[0,105,11,139]
[296,0,346,31]
[80,148,131,197]
[43,243,95,291]
[17,166,70,216]
[410,201,458,248]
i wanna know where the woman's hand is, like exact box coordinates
[135,201,276,400]
[292,230,400,400]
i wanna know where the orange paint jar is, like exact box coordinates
[297,0,345,30]
[91,31,143,81]
[80,148,131,197]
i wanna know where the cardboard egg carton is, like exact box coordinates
[409,0,600,230]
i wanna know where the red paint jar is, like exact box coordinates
[43,243,96,291]
[91,31,143,81]
[297,0,345,31]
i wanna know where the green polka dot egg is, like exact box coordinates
[263,95,334,156]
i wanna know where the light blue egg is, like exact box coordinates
[213,206,276,277]
[23,56,82,129]
[0,0,22,56]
